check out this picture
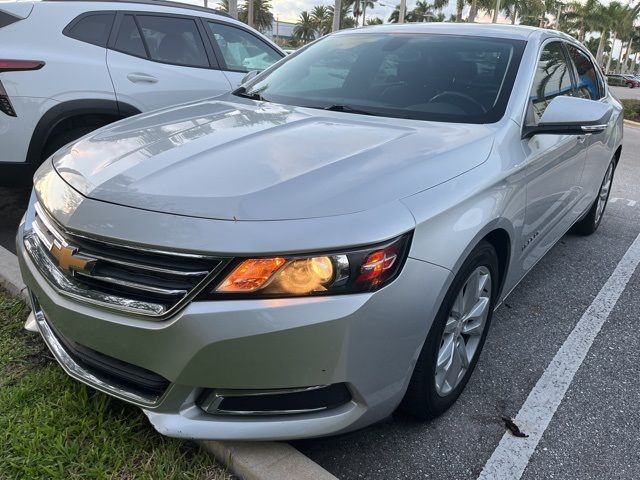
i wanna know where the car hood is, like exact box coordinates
[53,97,496,221]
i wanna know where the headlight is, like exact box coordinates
[199,233,412,299]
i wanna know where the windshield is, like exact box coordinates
[239,33,526,124]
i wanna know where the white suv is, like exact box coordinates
[0,0,284,172]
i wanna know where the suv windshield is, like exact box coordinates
[239,33,526,124]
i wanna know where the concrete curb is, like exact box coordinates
[0,244,336,480]
[624,119,640,128]
[0,245,28,302]
[201,441,337,480]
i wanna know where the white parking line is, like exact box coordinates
[478,231,640,480]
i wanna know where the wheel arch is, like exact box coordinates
[26,99,141,165]
[443,219,516,302]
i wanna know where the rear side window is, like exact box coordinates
[207,22,282,72]
[65,13,115,47]
[114,14,146,58]
[529,42,573,121]
[137,15,209,68]
[566,44,602,100]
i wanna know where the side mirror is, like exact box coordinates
[522,96,613,139]
[241,70,261,84]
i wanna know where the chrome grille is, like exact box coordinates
[26,202,229,318]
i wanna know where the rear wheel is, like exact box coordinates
[572,160,614,236]
[400,241,498,419]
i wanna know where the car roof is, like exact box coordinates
[40,0,231,17]
[336,22,577,43]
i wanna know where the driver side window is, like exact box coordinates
[529,42,573,122]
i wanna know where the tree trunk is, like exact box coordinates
[247,0,254,27]
[617,40,626,74]
[362,2,367,26]
[579,23,586,42]
[622,38,633,73]
[399,0,407,23]
[595,31,606,66]
[456,0,463,21]
[539,9,545,28]
[511,6,516,25]
[332,0,341,31]
[492,0,500,23]
[468,0,478,23]
[228,0,238,18]
[605,31,616,73]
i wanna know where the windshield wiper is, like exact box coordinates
[323,104,410,119]
[323,104,376,116]
[233,86,267,102]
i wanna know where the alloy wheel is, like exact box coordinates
[595,163,614,225]
[435,266,492,396]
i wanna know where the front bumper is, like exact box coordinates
[18,223,452,440]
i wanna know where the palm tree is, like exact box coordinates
[389,4,416,22]
[218,0,274,32]
[311,5,333,35]
[456,0,465,22]
[361,0,377,26]
[467,0,496,23]
[411,0,438,21]
[327,2,357,29]
[561,0,600,42]
[367,16,384,24]
[294,11,316,43]
[594,2,625,67]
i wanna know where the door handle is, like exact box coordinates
[127,73,158,84]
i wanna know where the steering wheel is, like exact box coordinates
[427,91,486,115]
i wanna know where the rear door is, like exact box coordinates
[204,21,284,88]
[106,12,232,112]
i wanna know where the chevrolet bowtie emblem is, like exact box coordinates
[50,241,96,275]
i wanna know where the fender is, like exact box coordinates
[25,99,141,165]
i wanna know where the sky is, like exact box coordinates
[176,0,635,58]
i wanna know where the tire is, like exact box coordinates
[399,240,499,420]
[572,159,615,236]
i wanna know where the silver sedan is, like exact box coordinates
[18,23,623,440]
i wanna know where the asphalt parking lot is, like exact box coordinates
[1,127,639,480]
[296,125,640,478]
[611,85,640,101]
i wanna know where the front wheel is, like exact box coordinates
[399,241,498,419]
[572,160,615,236]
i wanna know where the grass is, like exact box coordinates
[0,290,232,480]
[621,99,640,123]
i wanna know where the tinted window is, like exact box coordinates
[529,42,573,121]
[137,15,208,67]
[208,22,281,72]
[567,44,601,100]
[66,13,115,47]
[240,34,525,124]
[114,15,146,58]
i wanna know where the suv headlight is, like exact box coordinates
[199,233,412,299]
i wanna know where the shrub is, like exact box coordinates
[621,99,640,122]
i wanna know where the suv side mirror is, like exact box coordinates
[522,96,613,139]
[241,70,261,84]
